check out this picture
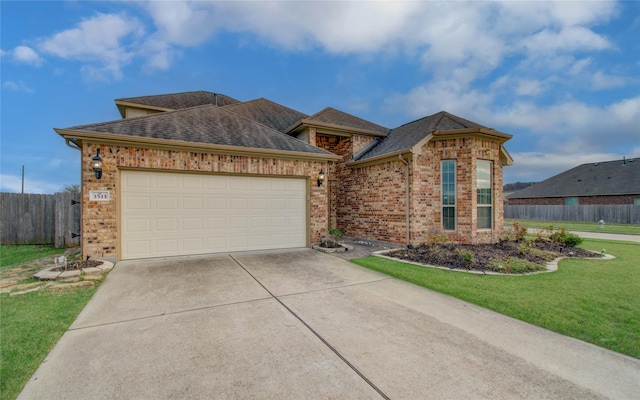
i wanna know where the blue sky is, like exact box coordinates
[1,0,639,193]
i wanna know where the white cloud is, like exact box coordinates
[37,13,144,80]
[490,96,640,155]
[516,79,546,97]
[523,26,613,56]
[590,71,627,90]
[2,80,33,93]
[0,174,62,194]
[7,45,44,66]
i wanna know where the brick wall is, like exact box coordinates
[315,134,507,245]
[81,143,329,260]
[338,160,408,243]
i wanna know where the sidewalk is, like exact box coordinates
[527,229,640,243]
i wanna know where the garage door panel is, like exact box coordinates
[157,218,178,231]
[156,175,178,189]
[126,196,151,210]
[182,175,204,189]
[183,197,204,210]
[207,198,226,210]
[156,197,178,210]
[127,219,150,233]
[125,173,151,189]
[121,171,307,259]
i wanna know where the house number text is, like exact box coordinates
[89,190,111,201]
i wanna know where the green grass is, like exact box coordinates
[0,287,99,400]
[1,244,66,271]
[505,219,640,235]
[352,238,640,359]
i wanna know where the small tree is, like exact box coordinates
[62,184,80,193]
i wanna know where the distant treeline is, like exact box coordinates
[503,182,536,191]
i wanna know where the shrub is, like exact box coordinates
[421,228,448,246]
[549,228,583,248]
[511,220,528,241]
[518,241,531,255]
[560,233,583,248]
[328,228,343,238]
[456,250,474,264]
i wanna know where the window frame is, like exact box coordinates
[441,160,456,231]
[476,160,493,230]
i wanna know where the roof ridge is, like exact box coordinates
[115,90,216,101]
[65,104,218,130]
[218,104,320,147]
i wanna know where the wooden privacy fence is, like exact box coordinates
[0,192,81,247]
[504,204,640,224]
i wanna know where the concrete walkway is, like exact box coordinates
[19,249,640,399]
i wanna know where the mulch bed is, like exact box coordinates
[387,239,602,273]
[50,260,103,272]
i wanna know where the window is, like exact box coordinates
[477,160,492,229]
[565,197,578,205]
[442,160,456,230]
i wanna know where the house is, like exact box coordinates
[507,158,640,206]
[56,91,513,261]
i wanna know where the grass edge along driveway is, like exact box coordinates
[352,238,639,359]
[1,244,99,400]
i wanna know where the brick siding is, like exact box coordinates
[81,143,328,260]
[316,134,506,245]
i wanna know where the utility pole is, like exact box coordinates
[21,165,25,193]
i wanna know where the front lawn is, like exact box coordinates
[1,245,99,400]
[0,244,66,272]
[352,238,639,359]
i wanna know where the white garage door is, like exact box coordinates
[120,170,307,260]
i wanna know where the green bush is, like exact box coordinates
[549,228,583,248]
[328,228,343,238]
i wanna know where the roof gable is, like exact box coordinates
[508,158,640,198]
[222,98,308,132]
[356,111,487,160]
[62,104,331,156]
[304,107,390,135]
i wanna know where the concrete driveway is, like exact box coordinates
[19,249,640,399]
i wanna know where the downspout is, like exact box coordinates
[65,138,81,151]
[398,154,410,245]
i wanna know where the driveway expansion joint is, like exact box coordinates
[229,254,390,400]
[68,296,274,331]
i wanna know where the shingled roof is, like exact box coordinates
[116,91,240,111]
[356,111,487,160]
[222,98,308,132]
[508,158,640,198]
[59,104,331,156]
[301,107,391,135]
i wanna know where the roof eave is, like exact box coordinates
[55,129,342,162]
[114,100,176,116]
[500,146,514,166]
[346,148,413,168]
[433,127,512,143]
[285,120,388,138]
